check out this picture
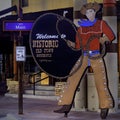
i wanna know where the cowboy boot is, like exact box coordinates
[100,108,109,119]
[54,104,72,117]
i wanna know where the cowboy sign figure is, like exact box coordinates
[54,2,115,119]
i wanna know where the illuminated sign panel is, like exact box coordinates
[3,21,34,31]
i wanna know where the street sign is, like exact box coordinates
[3,20,34,31]
[29,13,82,79]
[16,46,26,61]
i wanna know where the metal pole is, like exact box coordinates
[18,59,23,114]
[33,76,35,95]
[18,0,23,114]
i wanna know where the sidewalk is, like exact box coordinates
[0,94,120,120]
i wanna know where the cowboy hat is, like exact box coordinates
[80,2,100,15]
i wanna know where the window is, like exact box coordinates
[22,0,28,7]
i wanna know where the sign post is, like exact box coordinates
[17,0,23,115]
[2,2,32,114]
[3,18,32,115]
[17,35,24,114]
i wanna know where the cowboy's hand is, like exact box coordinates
[67,40,75,48]
[99,36,110,44]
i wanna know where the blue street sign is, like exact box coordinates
[3,21,34,31]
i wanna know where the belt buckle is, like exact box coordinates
[89,51,92,54]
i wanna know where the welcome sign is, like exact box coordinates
[29,13,82,78]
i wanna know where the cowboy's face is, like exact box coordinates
[85,9,96,21]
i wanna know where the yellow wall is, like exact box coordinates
[87,0,103,3]
[12,0,73,13]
